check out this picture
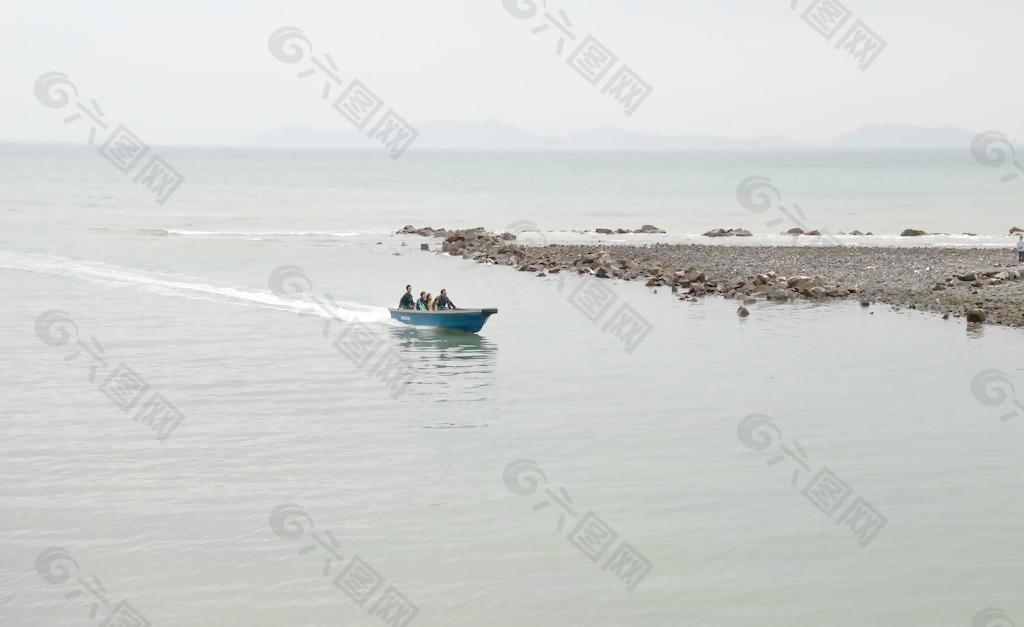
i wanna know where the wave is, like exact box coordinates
[152,229,363,238]
[0,251,389,323]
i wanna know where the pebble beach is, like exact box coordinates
[404,225,1024,328]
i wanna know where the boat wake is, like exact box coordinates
[137,228,368,240]
[0,251,390,323]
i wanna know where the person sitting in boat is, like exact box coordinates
[416,292,430,310]
[399,285,415,309]
[435,289,456,310]
[426,293,435,310]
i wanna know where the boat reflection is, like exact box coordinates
[388,326,499,408]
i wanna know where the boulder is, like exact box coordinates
[1010,226,1024,235]
[901,229,927,237]
[702,228,731,237]
[420,243,429,251]
[804,230,822,236]
[860,299,870,307]
[785,227,805,235]
[766,289,789,302]
[966,308,987,323]
[674,270,705,286]
[849,230,864,236]
[737,305,750,318]
[701,228,749,237]
[635,224,666,234]
[787,275,812,288]
[615,228,631,234]
[595,228,614,234]
[594,267,609,279]
[956,273,977,282]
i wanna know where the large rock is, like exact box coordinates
[398,225,449,237]
[702,228,751,237]
[966,308,987,323]
[737,305,750,317]
[1010,226,1024,235]
[785,227,804,235]
[702,228,731,237]
[635,224,666,234]
[595,228,614,234]
[804,230,822,236]
[901,228,927,237]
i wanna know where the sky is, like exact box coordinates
[2,0,1022,146]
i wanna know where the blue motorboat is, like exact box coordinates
[388,308,498,333]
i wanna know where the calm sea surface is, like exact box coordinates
[1,145,1023,626]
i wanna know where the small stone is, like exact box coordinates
[966,308,987,323]
[804,230,822,236]
[737,305,750,317]
[860,299,870,307]
[595,228,614,234]
[900,228,927,237]
[420,243,429,251]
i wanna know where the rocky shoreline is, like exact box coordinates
[400,225,1024,328]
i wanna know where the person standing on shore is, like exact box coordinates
[1016,235,1024,263]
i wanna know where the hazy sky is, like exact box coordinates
[3,0,1021,145]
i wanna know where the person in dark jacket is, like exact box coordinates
[435,289,456,310]
[398,285,415,309]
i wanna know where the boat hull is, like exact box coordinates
[388,308,497,333]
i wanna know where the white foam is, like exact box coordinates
[0,251,390,323]
[163,229,362,238]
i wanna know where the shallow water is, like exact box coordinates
[2,147,1024,626]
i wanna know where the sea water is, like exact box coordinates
[1,145,1022,626]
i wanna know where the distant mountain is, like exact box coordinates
[828,124,979,150]
[244,121,989,152]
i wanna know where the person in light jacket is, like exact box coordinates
[1016,235,1024,263]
